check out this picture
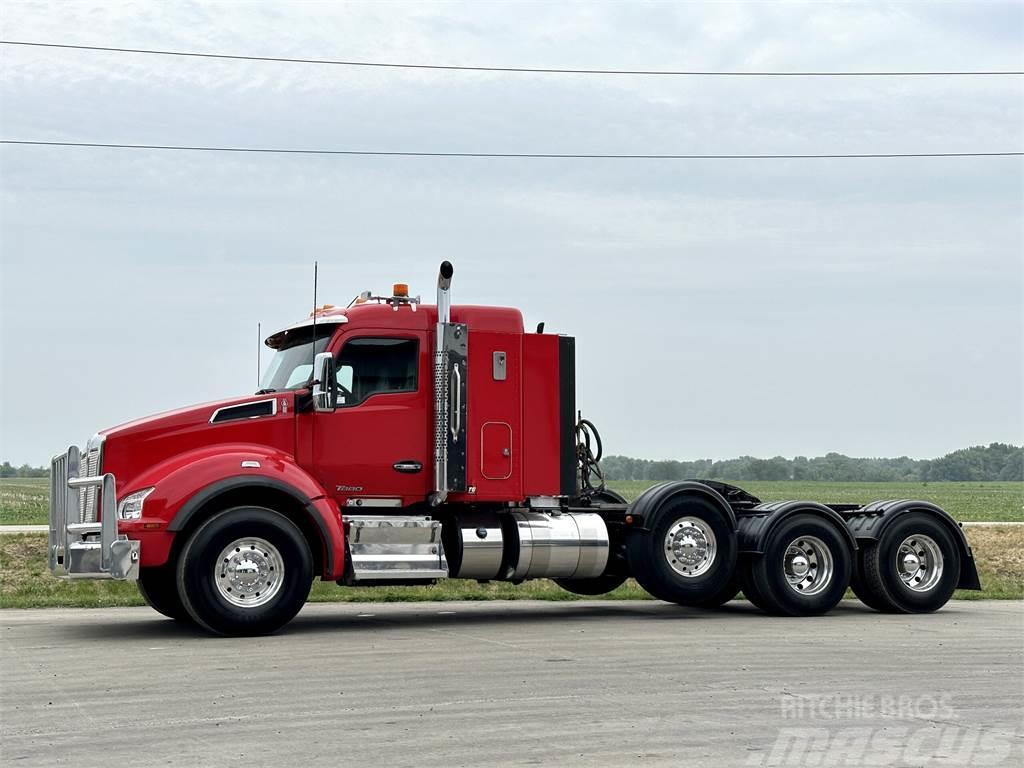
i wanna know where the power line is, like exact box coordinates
[2,140,1021,160]
[2,40,1022,77]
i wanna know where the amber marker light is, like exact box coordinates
[393,283,409,297]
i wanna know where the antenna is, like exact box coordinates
[311,261,318,382]
[257,321,261,388]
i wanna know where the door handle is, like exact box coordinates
[393,461,423,474]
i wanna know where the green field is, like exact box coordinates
[2,477,1021,526]
[0,478,48,525]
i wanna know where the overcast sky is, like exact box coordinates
[1,0,1022,466]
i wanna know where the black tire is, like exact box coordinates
[553,574,628,596]
[738,561,771,611]
[694,572,741,608]
[627,495,737,606]
[746,514,852,616]
[176,506,314,636]
[850,549,895,612]
[858,513,960,613]
[138,565,192,622]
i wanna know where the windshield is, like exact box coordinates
[259,327,333,392]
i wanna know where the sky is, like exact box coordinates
[0,0,1022,466]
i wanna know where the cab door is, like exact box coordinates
[311,330,432,508]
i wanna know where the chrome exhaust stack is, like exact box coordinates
[436,260,453,324]
[431,261,467,506]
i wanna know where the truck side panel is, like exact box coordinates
[462,330,523,501]
[521,333,563,497]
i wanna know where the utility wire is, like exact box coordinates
[2,40,1021,77]
[2,140,1020,159]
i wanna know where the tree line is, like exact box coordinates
[0,462,49,478]
[602,443,1023,483]
[4,443,1022,482]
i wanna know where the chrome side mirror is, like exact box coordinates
[312,352,337,412]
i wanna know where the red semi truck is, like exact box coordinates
[49,262,980,635]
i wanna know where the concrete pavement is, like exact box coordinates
[2,600,1022,766]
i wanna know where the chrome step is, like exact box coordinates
[344,516,448,582]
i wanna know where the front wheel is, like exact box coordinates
[137,565,192,623]
[176,507,314,636]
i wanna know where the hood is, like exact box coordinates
[99,393,298,494]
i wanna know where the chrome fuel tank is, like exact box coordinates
[507,511,609,580]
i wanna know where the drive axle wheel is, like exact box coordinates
[855,513,960,613]
[745,514,852,616]
[176,506,313,636]
[738,568,770,611]
[693,572,741,608]
[137,565,192,623]
[627,495,737,606]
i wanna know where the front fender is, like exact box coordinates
[119,444,345,579]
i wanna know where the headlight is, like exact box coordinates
[117,487,154,520]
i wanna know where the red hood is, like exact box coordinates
[100,393,298,494]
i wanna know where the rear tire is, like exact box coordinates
[745,514,852,616]
[738,562,771,611]
[850,549,895,611]
[554,574,628,596]
[694,572,741,608]
[176,506,314,636]
[857,513,960,613]
[627,495,737,606]
[138,565,192,623]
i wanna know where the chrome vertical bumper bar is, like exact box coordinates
[48,446,140,580]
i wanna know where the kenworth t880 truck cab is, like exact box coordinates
[49,262,980,635]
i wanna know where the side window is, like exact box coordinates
[335,338,418,407]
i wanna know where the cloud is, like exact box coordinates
[1,0,1021,464]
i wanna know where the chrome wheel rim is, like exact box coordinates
[214,537,284,608]
[896,534,943,593]
[664,517,717,578]
[783,536,834,596]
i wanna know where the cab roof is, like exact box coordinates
[265,303,524,348]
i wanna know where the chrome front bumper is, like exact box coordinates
[49,445,139,580]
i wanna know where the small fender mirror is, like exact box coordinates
[312,352,337,412]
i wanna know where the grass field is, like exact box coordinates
[2,478,1021,526]
[0,478,48,525]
